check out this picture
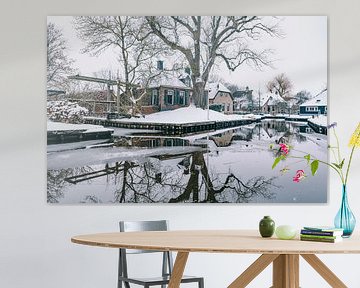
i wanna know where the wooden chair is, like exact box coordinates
[118,220,204,288]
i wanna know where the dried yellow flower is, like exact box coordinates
[349,122,360,148]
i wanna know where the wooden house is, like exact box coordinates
[299,89,327,116]
[140,73,192,115]
[207,82,234,114]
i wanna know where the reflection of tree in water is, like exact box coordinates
[169,152,276,203]
[107,151,276,203]
[113,159,188,203]
[47,167,94,203]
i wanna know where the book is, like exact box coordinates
[300,234,341,240]
[302,226,343,236]
[301,229,343,237]
[300,236,343,243]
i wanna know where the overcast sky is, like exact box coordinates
[48,16,327,96]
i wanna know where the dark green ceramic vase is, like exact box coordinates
[259,216,275,237]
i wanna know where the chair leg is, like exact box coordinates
[198,278,204,288]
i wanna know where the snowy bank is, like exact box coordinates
[47,121,113,134]
[86,106,261,125]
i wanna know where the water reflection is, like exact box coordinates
[47,120,327,204]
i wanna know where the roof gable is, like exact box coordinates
[148,73,191,89]
[206,82,232,100]
[300,89,327,107]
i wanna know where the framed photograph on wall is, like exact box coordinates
[47,16,328,204]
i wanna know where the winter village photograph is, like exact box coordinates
[47,16,328,204]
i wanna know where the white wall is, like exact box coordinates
[1,1,360,287]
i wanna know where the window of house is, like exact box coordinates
[179,91,185,105]
[166,90,174,105]
[306,106,319,112]
[151,89,159,106]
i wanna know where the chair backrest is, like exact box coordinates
[119,220,168,254]
[118,220,173,283]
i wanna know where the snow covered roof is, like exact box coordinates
[206,82,232,100]
[148,73,191,90]
[255,93,286,107]
[300,89,327,107]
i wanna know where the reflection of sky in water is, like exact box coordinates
[47,120,327,204]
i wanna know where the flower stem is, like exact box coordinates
[345,145,356,185]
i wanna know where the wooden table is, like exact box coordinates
[71,230,360,288]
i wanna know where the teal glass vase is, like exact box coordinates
[334,185,356,237]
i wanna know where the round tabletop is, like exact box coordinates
[71,230,360,254]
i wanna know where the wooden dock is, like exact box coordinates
[47,128,113,145]
[83,117,259,136]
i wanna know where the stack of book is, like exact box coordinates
[300,226,344,243]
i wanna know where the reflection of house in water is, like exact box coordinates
[299,125,315,134]
[115,136,190,148]
[232,127,254,142]
[210,130,234,147]
[261,120,288,132]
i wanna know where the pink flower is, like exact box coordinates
[279,143,289,155]
[293,170,306,183]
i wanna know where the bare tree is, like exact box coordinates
[266,73,293,99]
[294,90,312,104]
[146,16,281,109]
[74,16,170,115]
[47,22,74,89]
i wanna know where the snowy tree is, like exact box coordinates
[47,22,74,89]
[74,16,171,115]
[146,16,281,109]
[266,73,293,99]
[47,101,88,123]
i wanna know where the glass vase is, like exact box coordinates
[334,185,356,237]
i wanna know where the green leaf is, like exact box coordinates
[269,144,273,149]
[311,160,319,176]
[332,163,341,169]
[304,154,311,165]
[272,156,283,169]
[339,159,345,169]
[332,159,345,169]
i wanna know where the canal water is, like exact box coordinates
[47,120,328,204]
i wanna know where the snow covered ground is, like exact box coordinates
[285,115,310,119]
[308,115,327,127]
[47,145,204,170]
[47,121,114,133]
[86,106,261,124]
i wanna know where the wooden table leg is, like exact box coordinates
[301,254,347,288]
[228,254,279,288]
[272,254,299,288]
[168,252,189,288]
